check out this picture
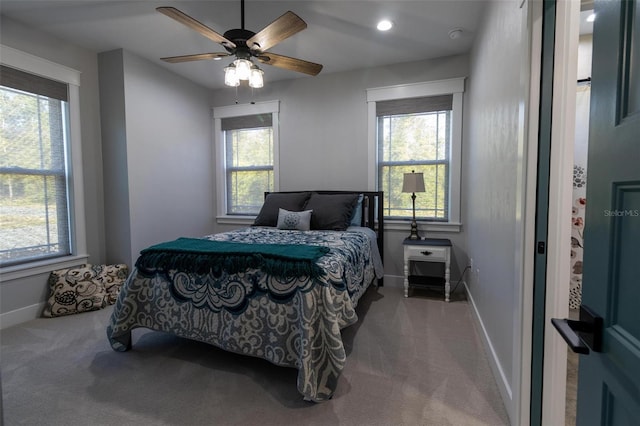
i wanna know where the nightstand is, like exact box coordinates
[403,238,452,301]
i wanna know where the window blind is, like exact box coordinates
[376,94,452,116]
[0,65,68,102]
[221,113,272,131]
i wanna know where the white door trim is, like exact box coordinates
[541,0,581,425]
[516,0,544,424]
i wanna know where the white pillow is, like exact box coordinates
[276,208,313,231]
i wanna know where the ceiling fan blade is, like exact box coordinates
[157,7,236,49]
[257,52,323,76]
[161,52,230,63]
[247,11,307,52]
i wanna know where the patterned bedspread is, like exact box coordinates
[106,227,382,402]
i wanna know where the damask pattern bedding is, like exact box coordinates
[106,226,382,402]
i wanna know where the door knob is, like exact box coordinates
[551,305,603,354]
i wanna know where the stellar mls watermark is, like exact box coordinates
[603,209,640,217]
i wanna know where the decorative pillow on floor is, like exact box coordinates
[101,264,129,305]
[43,264,107,317]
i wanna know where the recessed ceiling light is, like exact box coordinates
[448,28,463,40]
[586,13,596,22]
[377,19,393,32]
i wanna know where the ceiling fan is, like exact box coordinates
[157,0,323,88]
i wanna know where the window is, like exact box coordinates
[0,45,86,276]
[214,101,279,218]
[367,78,464,230]
[223,114,274,214]
[1,62,75,267]
[377,95,452,220]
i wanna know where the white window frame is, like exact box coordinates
[0,45,88,280]
[367,78,465,233]
[213,100,279,225]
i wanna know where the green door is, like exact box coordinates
[577,0,640,424]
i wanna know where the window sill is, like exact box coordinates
[216,215,257,226]
[385,220,462,233]
[1,254,90,282]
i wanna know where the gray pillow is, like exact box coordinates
[276,208,313,231]
[253,192,311,227]
[304,193,359,231]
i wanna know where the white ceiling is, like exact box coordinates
[0,1,489,89]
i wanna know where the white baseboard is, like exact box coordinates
[464,282,514,419]
[0,303,44,330]
[383,274,470,293]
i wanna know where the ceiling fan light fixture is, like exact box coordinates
[249,65,264,88]
[157,4,323,89]
[224,63,240,87]
[233,58,253,80]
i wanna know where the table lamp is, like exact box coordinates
[402,170,425,240]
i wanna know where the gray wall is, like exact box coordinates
[0,17,106,315]
[210,54,470,281]
[99,49,215,268]
[99,50,132,267]
[463,0,529,421]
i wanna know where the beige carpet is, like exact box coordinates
[565,350,579,426]
[1,281,508,426]
[565,309,579,426]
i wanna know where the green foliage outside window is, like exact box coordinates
[225,127,274,214]
[378,111,450,220]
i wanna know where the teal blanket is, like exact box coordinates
[136,237,330,279]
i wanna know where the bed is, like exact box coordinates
[107,191,384,402]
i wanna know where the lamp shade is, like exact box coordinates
[402,171,425,193]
